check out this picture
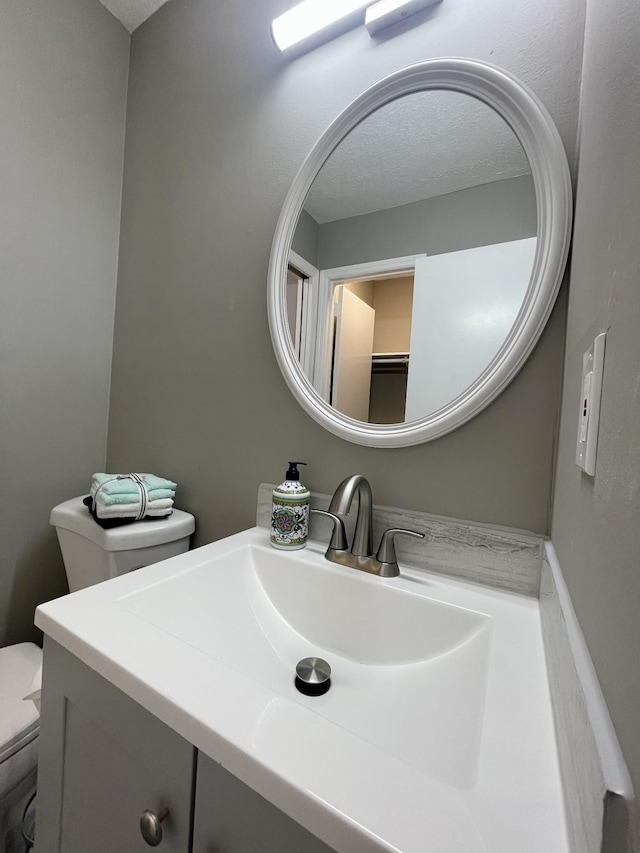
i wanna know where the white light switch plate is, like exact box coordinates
[575,333,606,476]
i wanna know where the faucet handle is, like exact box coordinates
[311,509,348,551]
[375,528,425,577]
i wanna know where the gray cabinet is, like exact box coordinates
[36,639,335,853]
[193,753,333,853]
[35,639,195,853]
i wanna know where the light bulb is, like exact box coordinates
[272,0,372,51]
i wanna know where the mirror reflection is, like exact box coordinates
[288,90,537,424]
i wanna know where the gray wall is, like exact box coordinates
[108,0,585,544]
[291,209,319,268]
[0,0,129,644]
[551,0,640,842]
[317,174,536,269]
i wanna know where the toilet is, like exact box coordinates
[0,496,195,851]
[0,643,41,853]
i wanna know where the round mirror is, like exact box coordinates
[268,59,572,447]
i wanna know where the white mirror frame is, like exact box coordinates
[267,58,572,447]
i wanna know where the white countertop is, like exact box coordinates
[35,527,570,853]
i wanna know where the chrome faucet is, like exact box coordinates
[328,474,373,557]
[312,474,424,577]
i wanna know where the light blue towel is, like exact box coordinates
[91,473,177,506]
[93,489,176,506]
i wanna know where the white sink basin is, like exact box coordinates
[251,545,488,665]
[123,537,491,787]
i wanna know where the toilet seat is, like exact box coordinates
[0,643,41,798]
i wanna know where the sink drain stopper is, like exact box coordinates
[295,657,331,696]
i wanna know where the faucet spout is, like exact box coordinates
[318,474,424,578]
[328,474,373,557]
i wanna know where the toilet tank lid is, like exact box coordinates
[50,497,195,551]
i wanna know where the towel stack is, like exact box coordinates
[88,473,178,523]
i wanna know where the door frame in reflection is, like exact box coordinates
[288,250,319,378]
[307,253,426,399]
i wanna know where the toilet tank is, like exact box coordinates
[50,497,196,592]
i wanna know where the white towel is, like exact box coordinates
[95,497,174,519]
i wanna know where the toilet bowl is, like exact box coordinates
[0,643,41,853]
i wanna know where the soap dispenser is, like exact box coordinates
[270,462,310,550]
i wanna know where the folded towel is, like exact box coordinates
[90,473,176,521]
[83,496,173,529]
[95,498,174,518]
[91,473,177,497]
[92,488,175,506]
[91,472,177,517]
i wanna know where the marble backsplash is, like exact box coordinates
[540,549,606,853]
[541,544,634,853]
[257,483,543,597]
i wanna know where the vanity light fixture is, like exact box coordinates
[271,0,372,51]
[365,0,443,35]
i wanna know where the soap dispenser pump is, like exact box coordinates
[270,462,310,551]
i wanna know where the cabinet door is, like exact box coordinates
[35,639,195,853]
[193,752,335,853]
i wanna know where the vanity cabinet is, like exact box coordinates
[35,639,334,853]
[35,639,195,853]
[192,753,333,853]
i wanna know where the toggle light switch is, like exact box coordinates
[575,333,606,476]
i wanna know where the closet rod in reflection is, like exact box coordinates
[371,352,409,374]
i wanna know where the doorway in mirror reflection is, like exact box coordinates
[291,238,536,425]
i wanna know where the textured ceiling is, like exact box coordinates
[98,0,170,31]
[305,90,531,224]
[96,3,530,222]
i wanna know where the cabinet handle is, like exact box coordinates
[140,806,169,846]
